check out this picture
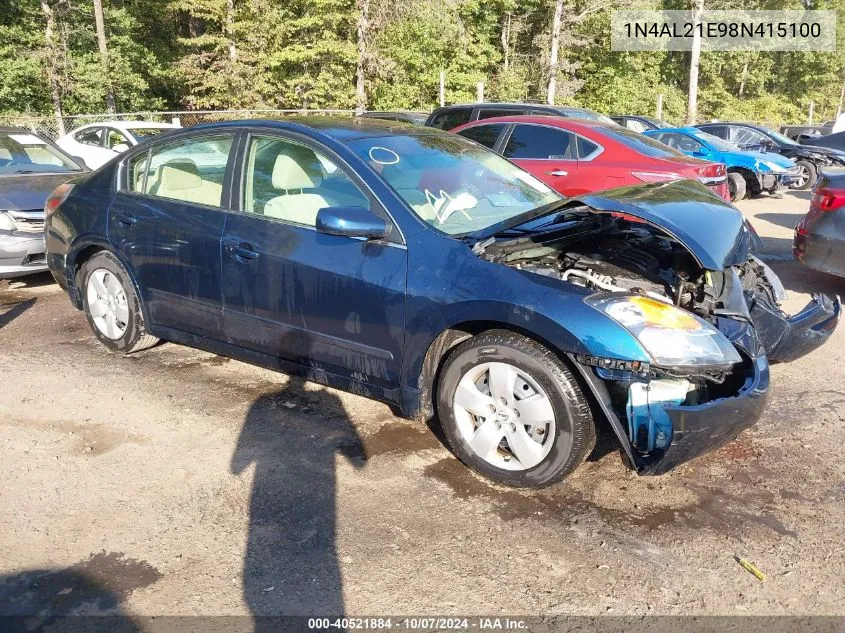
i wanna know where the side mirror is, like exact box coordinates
[71,155,89,170]
[316,206,390,240]
[113,143,130,153]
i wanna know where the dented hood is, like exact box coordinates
[573,180,756,270]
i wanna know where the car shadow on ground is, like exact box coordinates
[766,259,845,297]
[756,212,803,231]
[0,297,35,329]
[2,271,56,290]
[232,374,366,624]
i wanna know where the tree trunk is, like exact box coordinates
[738,60,748,97]
[225,0,237,63]
[836,75,845,119]
[354,0,370,114]
[92,0,116,113]
[686,0,704,124]
[546,0,563,105]
[501,13,511,71]
[40,0,65,136]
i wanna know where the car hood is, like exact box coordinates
[742,150,794,169]
[0,172,80,211]
[573,180,756,270]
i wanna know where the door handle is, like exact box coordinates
[111,211,137,225]
[545,169,568,176]
[225,241,260,262]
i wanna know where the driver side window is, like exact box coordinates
[243,136,369,227]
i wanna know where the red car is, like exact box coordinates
[451,115,730,201]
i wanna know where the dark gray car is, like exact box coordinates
[794,168,845,277]
[0,128,86,278]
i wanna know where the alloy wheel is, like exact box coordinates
[452,362,556,471]
[794,165,809,188]
[86,268,129,340]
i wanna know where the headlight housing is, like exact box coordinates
[0,211,15,232]
[590,295,742,369]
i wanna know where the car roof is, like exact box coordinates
[648,126,699,135]
[456,114,613,133]
[183,116,446,141]
[0,126,44,136]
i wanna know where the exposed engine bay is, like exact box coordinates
[475,206,840,463]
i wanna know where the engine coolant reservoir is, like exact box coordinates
[626,379,691,452]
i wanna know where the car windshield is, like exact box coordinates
[763,128,798,146]
[601,126,687,158]
[129,128,172,139]
[694,131,739,152]
[345,133,560,236]
[0,132,81,175]
[565,109,616,125]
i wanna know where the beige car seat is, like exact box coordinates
[264,151,331,225]
[148,158,222,207]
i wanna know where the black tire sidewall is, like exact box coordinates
[795,160,817,190]
[436,333,593,488]
[80,252,145,353]
[728,172,746,201]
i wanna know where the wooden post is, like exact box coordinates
[439,70,445,107]
[477,82,484,103]
[808,101,814,125]
[657,93,664,120]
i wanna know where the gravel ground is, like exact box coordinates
[1,190,844,620]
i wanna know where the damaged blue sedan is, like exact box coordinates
[45,119,840,487]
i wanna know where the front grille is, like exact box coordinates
[8,210,45,233]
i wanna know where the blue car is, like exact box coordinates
[645,127,798,201]
[44,119,839,487]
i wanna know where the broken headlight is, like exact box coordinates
[590,295,742,370]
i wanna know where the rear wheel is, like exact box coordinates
[81,251,159,353]
[792,160,817,190]
[728,172,747,201]
[436,330,595,488]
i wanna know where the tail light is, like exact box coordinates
[694,162,727,185]
[810,188,845,212]
[631,171,683,183]
[45,183,74,218]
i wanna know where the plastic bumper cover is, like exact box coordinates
[0,232,48,278]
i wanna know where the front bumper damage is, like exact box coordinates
[570,288,839,475]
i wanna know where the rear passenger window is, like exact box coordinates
[135,135,234,207]
[576,136,600,159]
[430,108,472,130]
[477,109,520,120]
[457,124,504,149]
[76,128,103,147]
[503,125,575,160]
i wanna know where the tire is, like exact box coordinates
[792,160,817,190]
[727,172,747,201]
[80,251,159,353]
[436,330,595,488]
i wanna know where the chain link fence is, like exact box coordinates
[0,109,357,140]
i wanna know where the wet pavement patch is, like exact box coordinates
[362,421,442,458]
[0,552,161,616]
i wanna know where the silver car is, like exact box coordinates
[0,128,86,279]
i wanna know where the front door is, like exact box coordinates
[502,123,579,196]
[108,132,236,338]
[221,133,407,389]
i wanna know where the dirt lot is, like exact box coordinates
[1,190,844,620]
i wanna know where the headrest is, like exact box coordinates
[272,152,322,190]
[157,159,200,191]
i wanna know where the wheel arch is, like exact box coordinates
[66,240,148,324]
[413,319,581,423]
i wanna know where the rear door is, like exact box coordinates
[221,131,407,390]
[501,123,579,195]
[109,132,236,339]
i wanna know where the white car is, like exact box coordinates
[56,121,180,169]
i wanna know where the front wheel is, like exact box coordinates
[436,330,595,488]
[792,160,817,190]
[728,172,747,201]
[80,251,159,353]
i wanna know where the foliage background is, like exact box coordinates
[1,0,843,125]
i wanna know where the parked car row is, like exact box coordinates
[30,116,839,489]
